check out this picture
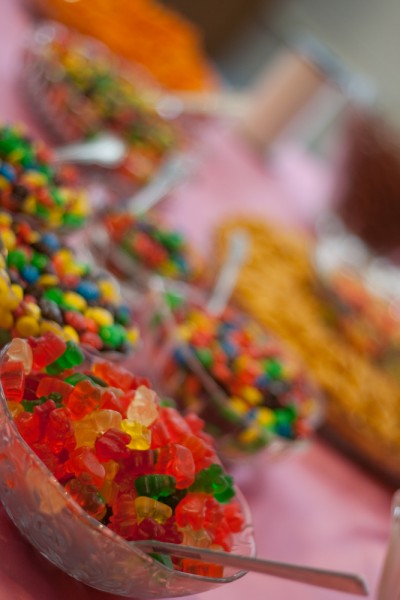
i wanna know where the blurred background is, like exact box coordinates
[170,0,399,126]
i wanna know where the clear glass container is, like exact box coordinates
[85,212,206,293]
[23,21,188,203]
[133,281,324,462]
[313,212,400,380]
[0,343,256,598]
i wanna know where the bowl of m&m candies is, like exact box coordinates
[0,334,255,597]
[0,210,139,358]
[0,124,89,231]
[23,21,182,191]
[88,211,204,288]
[136,284,324,461]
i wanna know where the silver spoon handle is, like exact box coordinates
[207,229,249,316]
[156,91,250,120]
[53,133,127,167]
[135,540,368,595]
[128,153,193,215]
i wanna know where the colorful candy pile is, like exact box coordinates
[32,0,214,92]
[316,270,400,375]
[215,217,400,483]
[0,125,89,229]
[151,292,321,456]
[26,25,180,184]
[0,211,138,353]
[104,212,203,283]
[2,335,245,576]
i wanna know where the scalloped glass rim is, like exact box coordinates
[0,344,255,597]
[23,21,186,205]
[23,20,182,148]
[29,20,166,106]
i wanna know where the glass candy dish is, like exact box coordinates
[312,212,400,484]
[134,281,324,462]
[86,211,206,291]
[0,210,139,364]
[23,21,188,201]
[0,340,256,598]
[314,212,400,381]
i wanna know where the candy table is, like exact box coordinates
[0,1,394,599]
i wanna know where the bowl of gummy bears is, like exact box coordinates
[0,334,255,597]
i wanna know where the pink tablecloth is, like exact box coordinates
[0,2,394,599]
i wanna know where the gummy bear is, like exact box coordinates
[156,444,195,489]
[65,478,106,520]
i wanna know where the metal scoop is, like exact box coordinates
[53,132,127,168]
[135,540,368,595]
[207,229,250,315]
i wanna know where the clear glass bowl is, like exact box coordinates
[0,125,90,235]
[0,209,140,363]
[133,281,324,462]
[0,344,255,598]
[85,212,206,293]
[313,212,400,380]
[22,21,187,202]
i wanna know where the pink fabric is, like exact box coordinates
[161,128,334,255]
[0,1,394,598]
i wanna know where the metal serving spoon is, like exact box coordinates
[53,133,194,213]
[207,229,250,315]
[134,540,368,595]
[53,132,128,168]
[51,89,249,169]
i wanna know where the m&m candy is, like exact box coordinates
[0,211,139,354]
[102,212,204,284]
[0,125,89,230]
[25,25,180,185]
[147,291,322,457]
[316,269,400,380]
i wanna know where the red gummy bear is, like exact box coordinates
[95,428,131,462]
[175,493,209,530]
[92,362,136,392]
[156,444,195,489]
[66,447,106,488]
[45,407,76,454]
[34,398,57,436]
[67,379,101,420]
[36,377,73,401]
[29,332,67,369]
[180,435,215,472]
[15,411,41,444]
[109,493,138,539]
[223,502,245,533]
[1,360,25,402]
[150,407,192,447]
[65,478,106,519]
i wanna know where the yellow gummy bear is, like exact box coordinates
[121,419,151,450]
[134,497,172,524]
